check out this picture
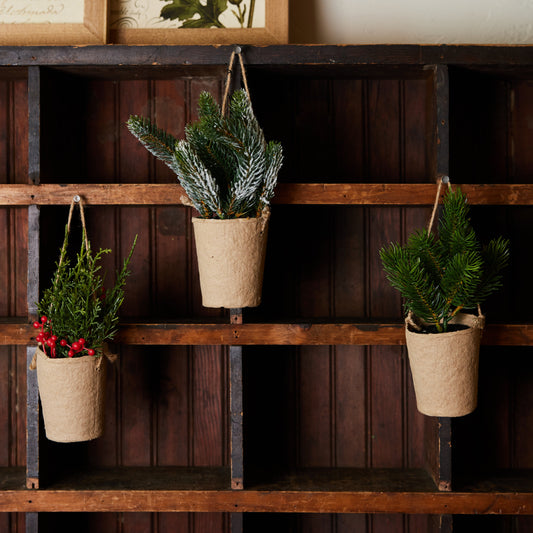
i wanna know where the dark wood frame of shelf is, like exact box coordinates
[0,44,530,530]
[1,182,533,206]
[0,466,532,514]
[3,320,533,347]
[1,43,533,68]
[1,490,533,514]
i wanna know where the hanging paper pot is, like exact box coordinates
[35,347,107,443]
[405,312,485,417]
[192,211,270,308]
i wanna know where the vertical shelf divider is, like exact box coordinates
[26,203,40,490]
[424,64,453,498]
[26,65,42,533]
[229,308,244,490]
[230,308,244,533]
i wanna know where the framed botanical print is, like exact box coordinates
[109,0,288,44]
[0,0,107,45]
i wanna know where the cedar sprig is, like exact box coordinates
[380,188,509,332]
[37,227,137,358]
[126,89,283,219]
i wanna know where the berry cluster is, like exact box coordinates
[33,316,95,358]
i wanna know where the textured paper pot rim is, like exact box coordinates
[36,347,107,443]
[192,213,269,308]
[405,313,485,417]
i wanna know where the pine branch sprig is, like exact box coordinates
[380,188,509,332]
[37,230,137,358]
[406,230,444,285]
[440,249,483,313]
[127,89,283,219]
[174,140,222,218]
[126,116,179,169]
[380,243,443,328]
[257,141,284,215]
[474,236,511,302]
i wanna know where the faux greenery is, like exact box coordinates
[380,188,509,333]
[127,89,283,219]
[35,226,137,359]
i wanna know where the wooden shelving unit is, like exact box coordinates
[0,44,531,532]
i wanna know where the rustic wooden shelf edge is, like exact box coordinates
[0,489,530,515]
[1,183,533,206]
[3,466,533,514]
[0,44,532,68]
[3,321,532,346]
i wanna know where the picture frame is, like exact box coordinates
[109,0,288,45]
[0,0,107,45]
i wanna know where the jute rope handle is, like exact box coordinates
[221,47,267,231]
[221,46,252,117]
[30,196,91,370]
[59,197,116,354]
[427,175,451,234]
[52,195,90,303]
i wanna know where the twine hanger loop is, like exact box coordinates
[222,45,252,116]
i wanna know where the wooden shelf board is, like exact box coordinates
[115,322,533,346]
[4,320,533,346]
[2,489,530,514]
[45,466,230,491]
[0,466,530,514]
[1,183,533,206]
[275,183,533,206]
[245,467,438,492]
[0,45,532,69]
[455,470,533,493]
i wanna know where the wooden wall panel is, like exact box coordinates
[36,73,229,532]
[297,209,333,468]
[448,70,533,533]
[366,79,404,533]
[0,79,28,533]
[403,77,433,471]
[508,82,533,482]
[451,75,533,477]
[246,74,432,533]
[511,81,533,184]
[334,80,365,181]
[0,80,28,316]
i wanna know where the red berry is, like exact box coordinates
[40,316,47,323]
[68,350,74,357]
[87,349,95,356]
[33,321,40,329]
[46,339,55,347]
[72,342,81,351]
[78,338,85,345]
[51,335,58,341]
[60,339,67,347]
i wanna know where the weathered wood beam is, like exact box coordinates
[4,321,533,346]
[1,183,533,206]
[0,489,530,514]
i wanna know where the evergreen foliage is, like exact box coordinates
[37,226,137,358]
[380,188,509,332]
[127,89,283,219]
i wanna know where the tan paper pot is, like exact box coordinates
[405,313,485,417]
[36,347,107,443]
[192,213,269,308]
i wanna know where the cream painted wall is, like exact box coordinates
[289,0,533,44]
